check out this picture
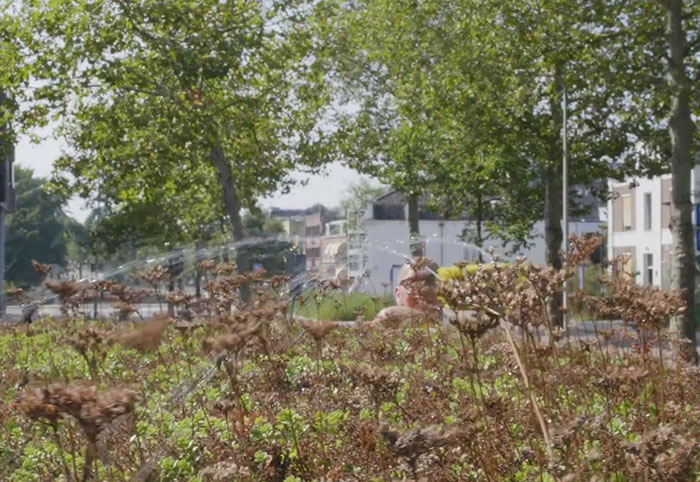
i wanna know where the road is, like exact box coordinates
[5,303,171,320]
[3,304,700,356]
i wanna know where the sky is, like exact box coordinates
[16,130,378,223]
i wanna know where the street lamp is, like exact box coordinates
[562,81,569,330]
[514,70,569,328]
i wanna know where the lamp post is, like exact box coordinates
[515,70,569,328]
[562,81,569,330]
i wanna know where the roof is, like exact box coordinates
[371,189,604,223]
[372,192,446,221]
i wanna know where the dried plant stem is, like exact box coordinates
[51,426,75,482]
[591,321,608,369]
[469,337,485,399]
[82,441,97,482]
[499,319,553,460]
[657,327,666,423]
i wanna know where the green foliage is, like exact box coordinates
[5,167,79,287]
[295,292,394,321]
[437,263,511,281]
[324,0,680,255]
[246,239,299,275]
[326,0,449,212]
[15,0,333,239]
[243,208,286,238]
[3,307,699,480]
[340,177,386,232]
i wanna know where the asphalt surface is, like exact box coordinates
[4,304,698,356]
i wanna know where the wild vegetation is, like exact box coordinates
[2,237,699,481]
[2,0,699,344]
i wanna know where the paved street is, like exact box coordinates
[5,303,171,320]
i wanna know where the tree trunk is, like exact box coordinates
[407,193,422,257]
[544,166,564,326]
[666,0,697,349]
[167,279,175,317]
[210,140,245,241]
[476,190,484,262]
[194,240,203,298]
[194,269,201,297]
[210,140,251,302]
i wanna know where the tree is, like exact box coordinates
[427,149,540,259]
[339,177,386,232]
[242,208,286,238]
[64,217,90,275]
[324,0,449,253]
[326,0,654,324]
[5,167,75,287]
[583,0,699,344]
[664,0,698,344]
[17,0,332,253]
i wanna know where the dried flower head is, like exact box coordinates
[6,286,24,299]
[215,262,237,277]
[139,266,170,286]
[347,365,400,404]
[109,316,170,352]
[68,328,107,358]
[14,383,135,440]
[380,423,464,476]
[567,235,603,266]
[300,320,339,343]
[32,260,52,281]
[200,460,250,481]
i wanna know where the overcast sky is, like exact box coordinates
[16,130,378,223]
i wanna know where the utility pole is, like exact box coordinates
[0,176,4,320]
[562,81,569,330]
[0,92,17,321]
[514,70,570,327]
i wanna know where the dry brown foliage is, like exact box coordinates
[6,235,700,481]
[300,320,339,342]
[380,423,467,476]
[139,265,170,286]
[14,383,135,440]
[108,316,170,352]
[6,286,24,299]
[31,260,52,281]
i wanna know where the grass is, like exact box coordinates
[293,291,395,321]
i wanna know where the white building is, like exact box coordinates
[347,230,368,279]
[356,192,604,295]
[607,170,700,289]
[321,220,348,279]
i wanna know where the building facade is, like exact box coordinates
[279,217,306,239]
[347,230,368,279]
[607,171,700,288]
[305,211,325,271]
[321,220,348,279]
[355,191,605,295]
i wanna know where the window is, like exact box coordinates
[622,195,633,231]
[644,253,653,286]
[644,193,652,231]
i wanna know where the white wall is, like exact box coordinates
[360,219,603,295]
[608,168,700,287]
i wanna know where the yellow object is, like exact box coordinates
[437,263,507,281]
